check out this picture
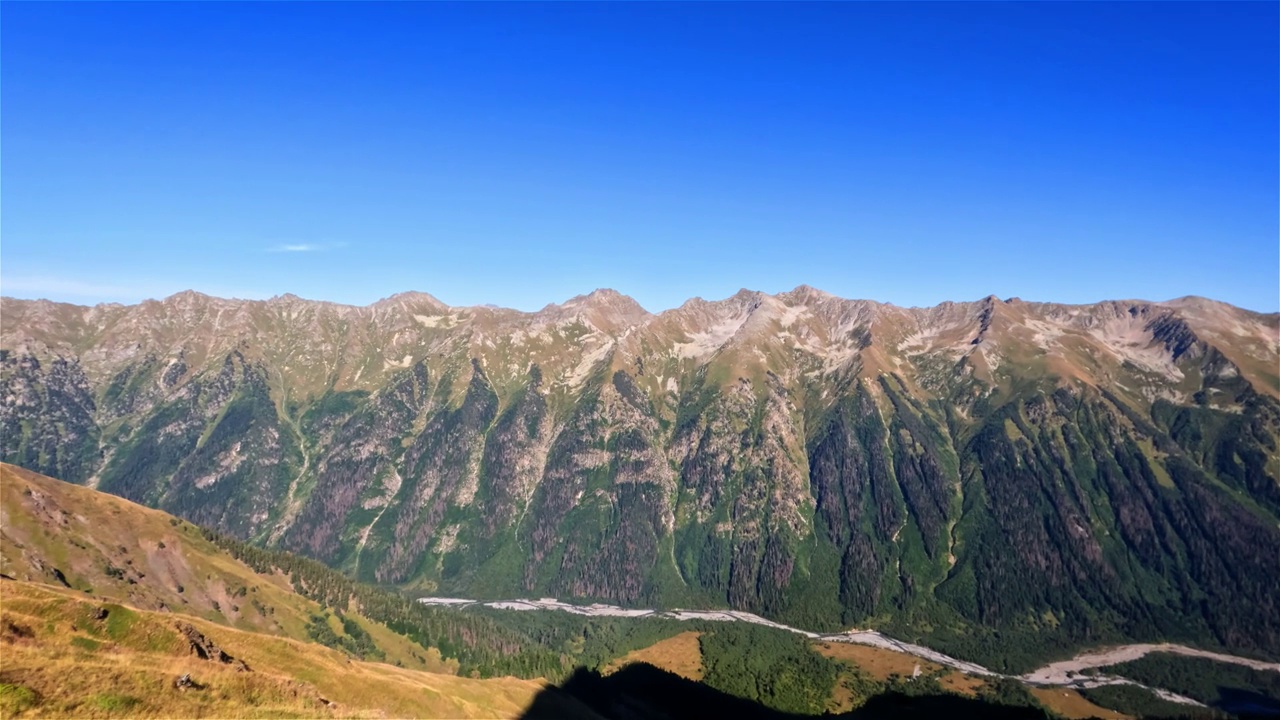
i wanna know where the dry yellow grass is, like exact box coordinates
[815,641,991,703]
[0,581,543,718]
[937,671,987,697]
[602,631,703,681]
[814,641,946,682]
[1029,687,1132,720]
[1,463,313,639]
[0,463,544,717]
[0,462,443,674]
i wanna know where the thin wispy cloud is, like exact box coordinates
[266,241,348,253]
[270,243,321,253]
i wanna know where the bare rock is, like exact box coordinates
[174,622,250,671]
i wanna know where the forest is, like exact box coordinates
[1092,654,1280,716]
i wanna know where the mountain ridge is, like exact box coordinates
[3,287,1274,399]
[2,285,1277,673]
[3,285,1271,313]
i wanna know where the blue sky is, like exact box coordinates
[3,2,1277,312]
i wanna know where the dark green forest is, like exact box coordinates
[1079,684,1225,719]
[1093,654,1280,715]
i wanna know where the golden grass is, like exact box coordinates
[814,641,945,682]
[937,671,987,697]
[1029,687,1132,720]
[0,463,441,674]
[0,581,542,718]
[0,464,544,716]
[815,641,990,702]
[602,631,703,681]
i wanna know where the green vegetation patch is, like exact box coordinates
[977,677,1051,715]
[1080,684,1224,719]
[0,683,39,714]
[699,623,841,714]
[1099,653,1280,714]
[70,635,103,652]
[89,692,142,713]
[305,610,385,661]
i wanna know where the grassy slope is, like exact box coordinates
[0,463,542,717]
[4,461,467,670]
[0,581,541,718]
[1027,688,1130,720]
[3,463,312,641]
[0,462,445,671]
[602,631,703,681]
[814,641,982,695]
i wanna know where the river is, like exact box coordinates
[419,596,1280,706]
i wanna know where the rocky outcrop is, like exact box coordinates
[175,622,249,671]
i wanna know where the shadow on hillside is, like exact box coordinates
[1217,686,1280,718]
[519,663,1048,720]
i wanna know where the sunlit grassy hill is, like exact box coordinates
[0,463,543,717]
[0,462,442,670]
[0,581,543,718]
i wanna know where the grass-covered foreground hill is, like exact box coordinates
[0,462,547,718]
[3,289,1279,671]
[0,582,541,718]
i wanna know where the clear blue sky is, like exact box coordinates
[3,2,1277,312]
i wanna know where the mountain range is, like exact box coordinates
[2,287,1277,671]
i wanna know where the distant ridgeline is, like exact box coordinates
[2,289,1278,671]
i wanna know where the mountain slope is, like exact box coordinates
[0,461,444,669]
[0,462,553,717]
[2,288,1277,671]
[1,581,542,718]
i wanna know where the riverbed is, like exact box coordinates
[418,595,1279,706]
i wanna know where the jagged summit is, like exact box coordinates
[542,288,651,331]
[1,287,1276,399]
[7,286,1268,318]
[371,290,450,313]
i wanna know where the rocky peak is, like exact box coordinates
[166,290,215,304]
[549,289,650,334]
[784,284,833,302]
[371,291,450,314]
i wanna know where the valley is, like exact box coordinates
[420,593,1280,706]
[2,462,1279,718]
